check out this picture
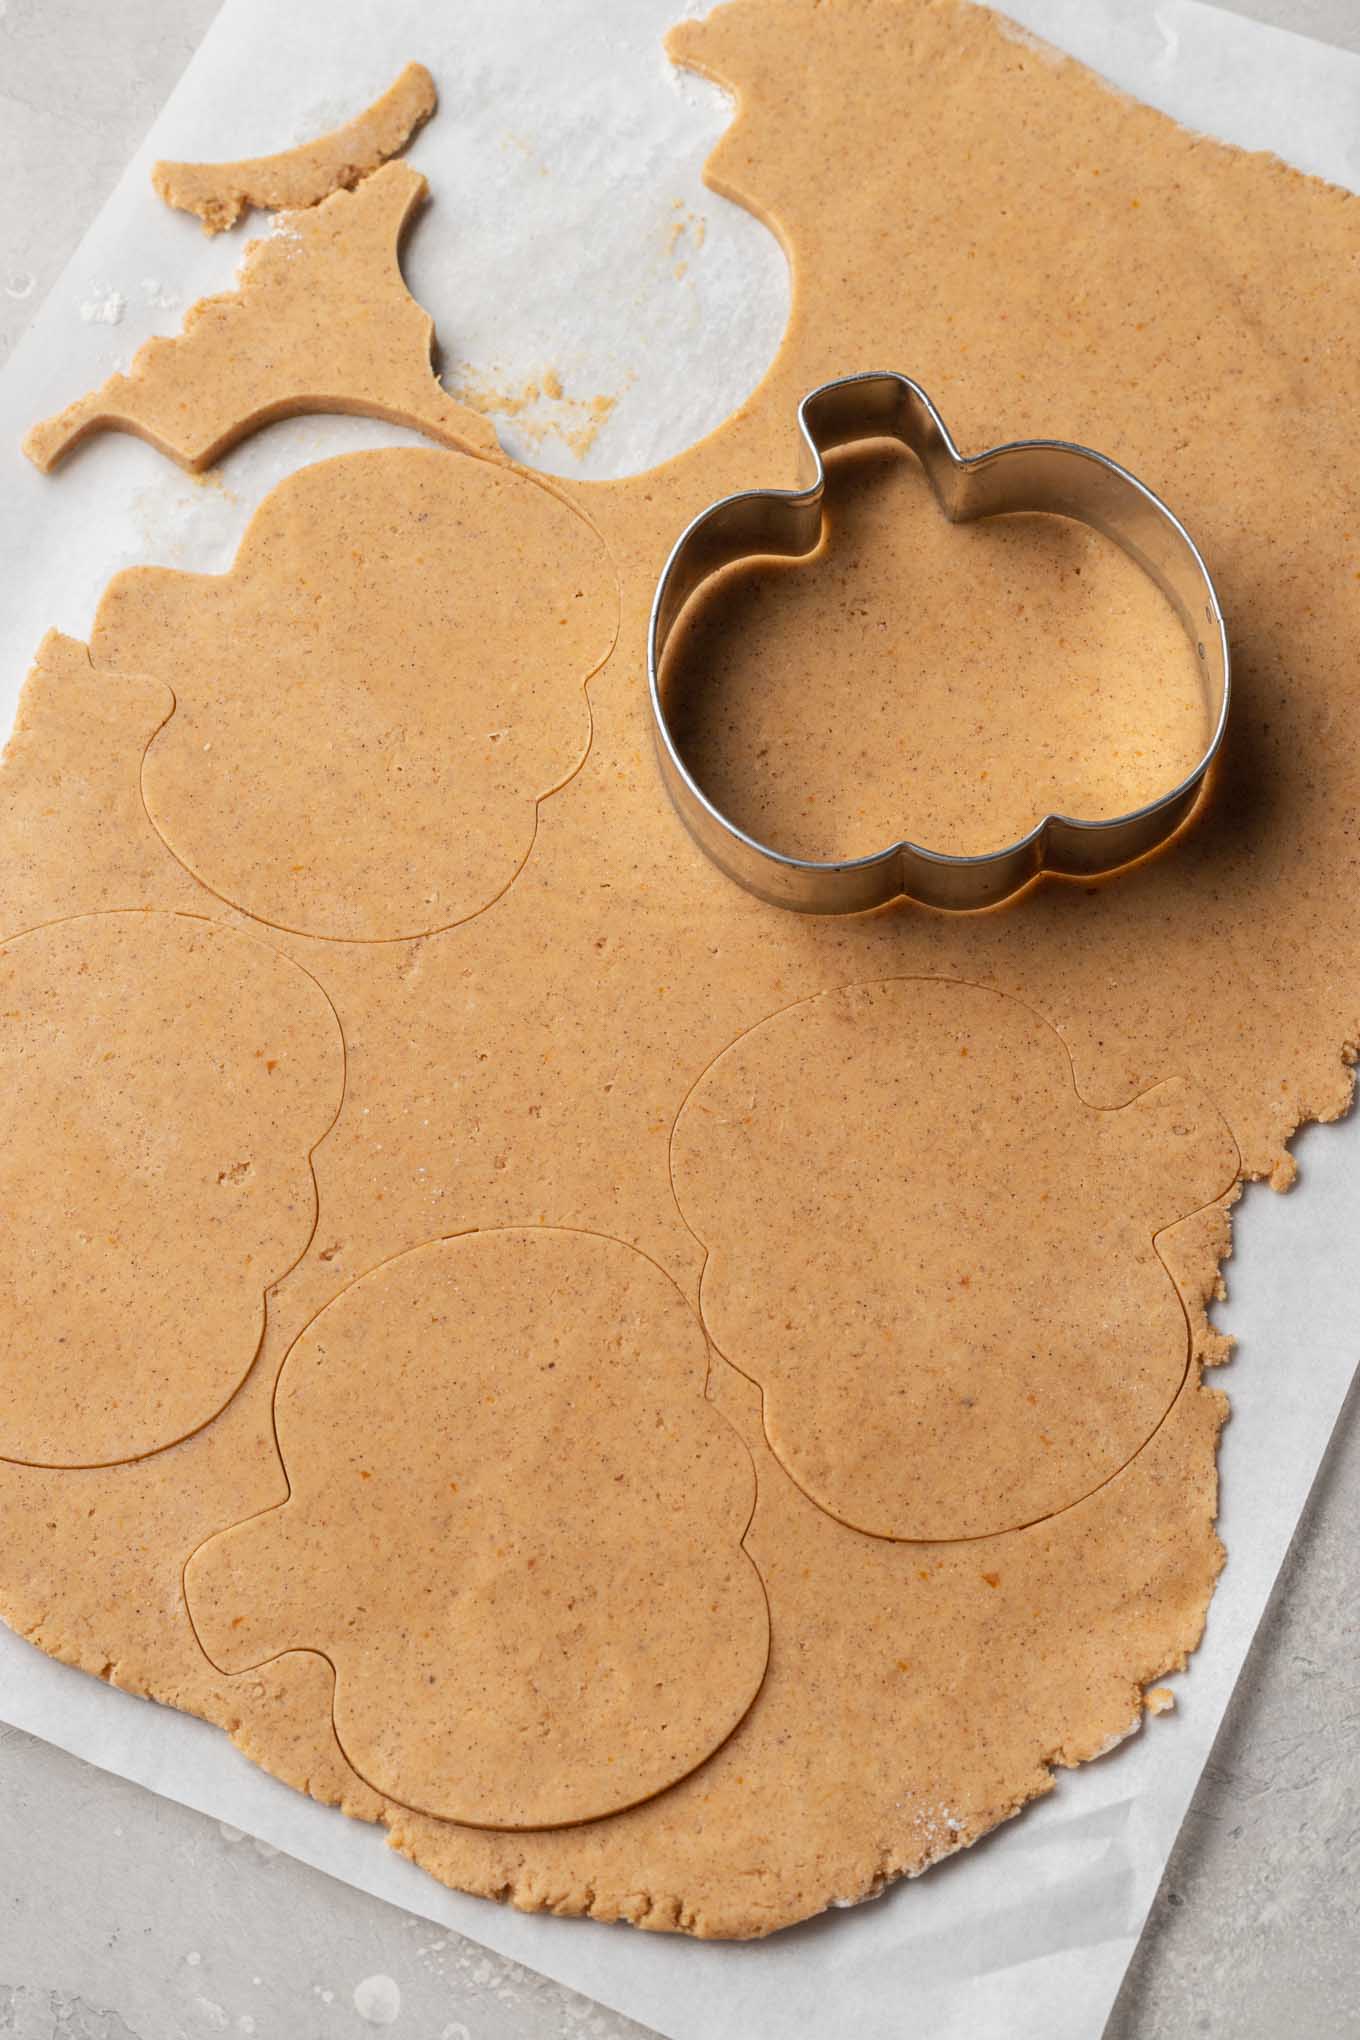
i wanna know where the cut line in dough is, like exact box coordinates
[184,1227,770,1830]
[0,909,346,1468]
[152,63,438,234]
[671,976,1239,1542]
[91,446,619,944]
[5,0,1359,1941]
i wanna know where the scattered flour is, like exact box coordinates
[78,282,126,325]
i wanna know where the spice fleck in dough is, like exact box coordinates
[152,63,438,234]
[3,0,1359,1938]
[186,1228,769,1829]
[672,977,1239,1540]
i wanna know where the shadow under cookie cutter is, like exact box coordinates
[647,371,1230,914]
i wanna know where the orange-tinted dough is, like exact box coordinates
[22,163,498,474]
[0,911,343,1466]
[186,1228,768,1828]
[92,448,617,942]
[3,0,1358,1940]
[153,63,437,233]
[672,977,1238,1539]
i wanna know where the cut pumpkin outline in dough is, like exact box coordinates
[182,1226,770,1830]
[670,975,1241,1543]
[23,162,502,475]
[88,447,621,944]
[152,62,439,234]
[0,908,347,1469]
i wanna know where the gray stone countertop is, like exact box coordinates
[1,2,1357,2034]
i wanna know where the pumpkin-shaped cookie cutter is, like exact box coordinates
[647,371,1230,913]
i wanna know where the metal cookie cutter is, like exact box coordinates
[647,371,1230,914]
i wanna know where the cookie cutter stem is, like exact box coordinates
[648,371,1230,913]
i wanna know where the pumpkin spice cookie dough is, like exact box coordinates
[4,0,1359,1939]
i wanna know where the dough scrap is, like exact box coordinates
[22,163,499,474]
[152,63,438,234]
[672,977,1238,1540]
[92,447,617,942]
[3,0,1359,1940]
[186,1228,768,1828]
[0,910,344,1467]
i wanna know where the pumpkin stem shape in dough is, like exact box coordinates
[185,1228,769,1830]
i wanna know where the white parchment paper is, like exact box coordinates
[0,3,1358,2035]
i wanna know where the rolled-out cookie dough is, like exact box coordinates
[186,1227,769,1829]
[152,62,437,233]
[4,0,1360,1940]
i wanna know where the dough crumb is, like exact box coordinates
[1145,1686,1176,1716]
[446,362,618,460]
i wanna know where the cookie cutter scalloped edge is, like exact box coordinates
[647,371,1230,914]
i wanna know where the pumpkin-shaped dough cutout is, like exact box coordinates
[185,1228,769,1830]
[0,911,343,1467]
[671,978,1238,1542]
[92,448,617,942]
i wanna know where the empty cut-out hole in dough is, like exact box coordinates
[184,1227,769,1830]
[671,977,1238,1542]
[90,447,618,943]
[660,440,1209,863]
[0,911,344,1468]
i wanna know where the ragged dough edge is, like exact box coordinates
[8,0,1354,1940]
[155,1365,1224,1938]
[152,62,438,233]
[109,447,623,945]
[0,1358,1225,1937]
